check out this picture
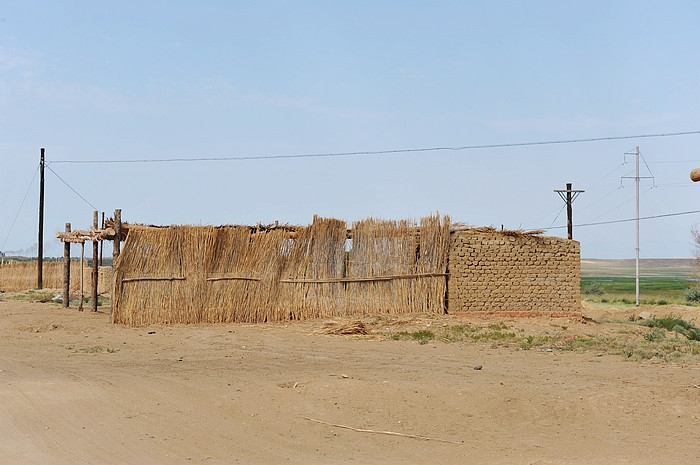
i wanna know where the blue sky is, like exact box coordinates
[1,1,700,258]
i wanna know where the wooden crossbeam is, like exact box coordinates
[56,227,116,243]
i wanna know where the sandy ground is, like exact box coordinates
[1,296,699,465]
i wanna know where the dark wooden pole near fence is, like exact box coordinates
[37,148,45,289]
[92,211,99,312]
[99,212,105,266]
[113,209,122,262]
[63,223,71,308]
[110,209,122,323]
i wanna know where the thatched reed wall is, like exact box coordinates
[345,217,450,315]
[113,215,451,325]
[0,260,108,294]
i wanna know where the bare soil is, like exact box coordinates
[1,295,699,464]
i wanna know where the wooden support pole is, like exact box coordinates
[92,211,99,312]
[554,183,584,241]
[79,242,84,312]
[99,211,105,266]
[113,209,122,262]
[111,209,122,324]
[63,223,71,308]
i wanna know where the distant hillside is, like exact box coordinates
[581,258,696,279]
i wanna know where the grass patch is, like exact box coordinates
[644,328,666,342]
[2,289,58,302]
[640,315,700,341]
[61,344,119,354]
[0,290,110,307]
[392,330,435,344]
[388,320,700,362]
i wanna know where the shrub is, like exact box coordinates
[641,315,700,341]
[686,288,700,302]
[644,328,666,342]
[584,282,605,296]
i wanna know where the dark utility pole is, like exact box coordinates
[92,210,99,312]
[554,183,584,240]
[37,148,45,289]
[63,223,71,307]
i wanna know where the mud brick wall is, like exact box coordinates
[447,231,581,314]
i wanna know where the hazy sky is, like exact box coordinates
[1,1,700,259]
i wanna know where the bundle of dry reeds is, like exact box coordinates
[345,218,418,315]
[203,226,289,323]
[415,214,451,314]
[458,226,545,237]
[113,227,182,324]
[319,320,369,335]
[279,216,347,320]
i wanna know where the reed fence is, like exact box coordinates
[112,214,451,324]
[0,260,107,293]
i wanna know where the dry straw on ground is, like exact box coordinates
[319,320,369,335]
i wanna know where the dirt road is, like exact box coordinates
[1,298,698,464]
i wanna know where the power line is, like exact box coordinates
[545,209,700,230]
[655,182,696,188]
[585,162,626,191]
[1,165,40,252]
[575,185,656,227]
[648,159,700,164]
[46,165,100,211]
[47,130,700,164]
[546,205,566,230]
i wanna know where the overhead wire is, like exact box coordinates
[575,185,623,216]
[648,159,700,164]
[639,150,656,188]
[565,161,627,218]
[46,130,700,164]
[46,165,100,212]
[580,185,654,225]
[546,205,566,230]
[546,209,700,230]
[1,165,40,252]
[7,129,699,251]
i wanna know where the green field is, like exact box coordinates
[581,258,698,305]
[581,277,695,304]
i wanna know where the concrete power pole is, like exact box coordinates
[37,148,45,289]
[635,147,640,307]
[622,147,653,307]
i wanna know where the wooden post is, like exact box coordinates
[113,209,122,262]
[111,209,122,324]
[554,184,584,240]
[37,148,45,289]
[79,242,84,312]
[99,212,105,266]
[92,211,99,312]
[63,223,71,308]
